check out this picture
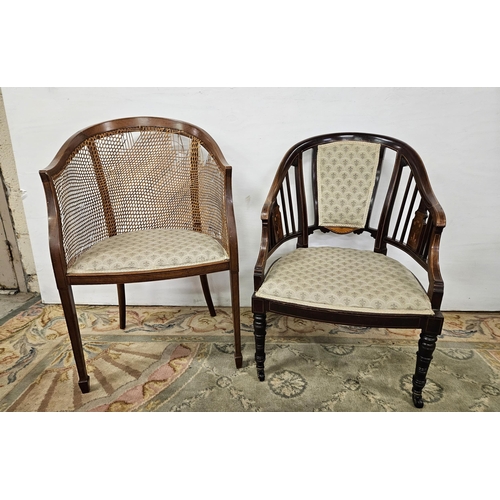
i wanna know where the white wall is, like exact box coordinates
[2,87,499,310]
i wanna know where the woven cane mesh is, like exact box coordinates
[53,127,227,267]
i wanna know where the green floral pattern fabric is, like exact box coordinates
[317,141,381,229]
[256,247,433,315]
[67,228,229,274]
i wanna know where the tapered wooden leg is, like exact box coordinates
[412,313,443,408]
[117,284,126,329]
[58,284,90,393]
[229,270,242,369]
[200,275,216,317]
[254,312,267,381]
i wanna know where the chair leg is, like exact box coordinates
[230,270,242,369]
[412,312,444,408]
[58,284,90,393]
[200,275,216,317]
[117,284,126,329]
[254,312,267,381]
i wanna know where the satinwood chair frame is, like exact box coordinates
[40,116,242,394]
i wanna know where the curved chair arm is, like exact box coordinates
[39,169,68,286]
[253,150,300,290]
[224,165,239,270]
[375,142,446,310]
[253,216,271,290]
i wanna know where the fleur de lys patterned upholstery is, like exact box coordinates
[255,247,433,315]
[317,141,381,230]
[67,228,229,274]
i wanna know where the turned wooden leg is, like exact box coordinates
[254,312,267,381]
[117,284,126,329]
[229,270,243,369]
[58,284,90,393]
[412,313,443,408]
[200,274,216,317]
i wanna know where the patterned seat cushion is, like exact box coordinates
[67,228,229,274]
[255,247,433,315]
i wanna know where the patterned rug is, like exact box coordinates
[1,303,499,411]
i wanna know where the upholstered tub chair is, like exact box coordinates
[252,133,446,408]
[40,117,242,393]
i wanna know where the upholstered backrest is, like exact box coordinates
[50,125,227,267]
[316,141,381,233]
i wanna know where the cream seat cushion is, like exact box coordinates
[67,228,229,274]
[255,247,433,315]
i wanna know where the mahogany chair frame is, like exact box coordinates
[252,132,446,408]
[40,117,242,394]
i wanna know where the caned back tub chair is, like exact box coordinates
[252,133,445,408]
[40,117,242,394]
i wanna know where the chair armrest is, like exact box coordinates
[425,201,445,309]
[39,170,68,284]
[254,177,297,290]
[253,214,271,290]
[377,149,446,310]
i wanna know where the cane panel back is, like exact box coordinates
[51,124,228,269]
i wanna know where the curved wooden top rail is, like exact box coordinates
[40,116,231,179]
[261,132,445,229]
